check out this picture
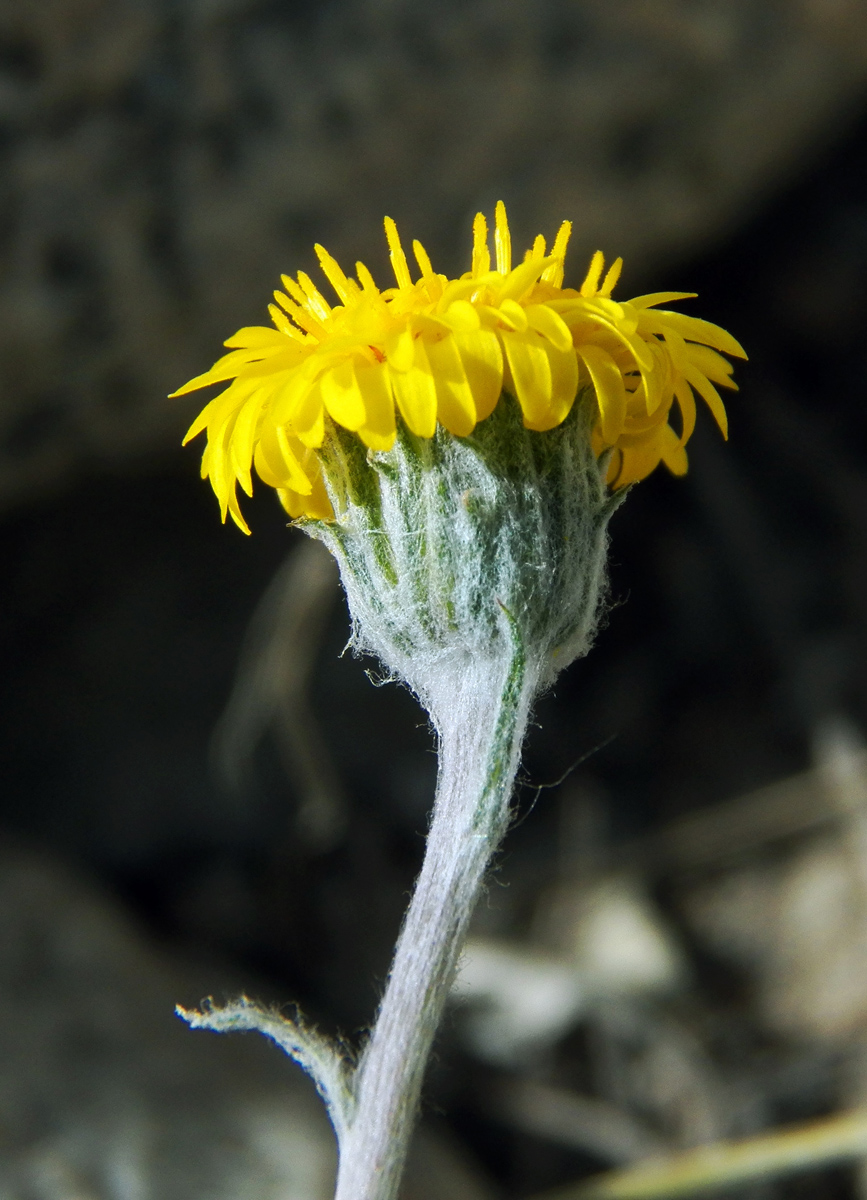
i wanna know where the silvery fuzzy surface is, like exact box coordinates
[309,395,620,714]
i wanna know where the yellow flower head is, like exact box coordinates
[174,203,746,533]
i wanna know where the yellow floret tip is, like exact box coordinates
[173,204,746,532]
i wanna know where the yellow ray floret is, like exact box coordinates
[174,201,746,532]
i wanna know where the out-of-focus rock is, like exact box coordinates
[680,723,867,1044]
[452,875,685,1064]
[452,937,587,1065]
[2,0,867,508]
[0,842,492,1200]
[534,872,688,997]
[683,835,867,1043]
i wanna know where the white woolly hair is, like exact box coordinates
[307,392,621,725]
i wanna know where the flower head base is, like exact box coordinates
[174,203,745,533]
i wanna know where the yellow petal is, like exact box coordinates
[444,299,481,332]
[306,472,334,520]
[255,425,314,494]
[524,304,573,353]
[276,425,316,491]
[542,344,579,429]
[657,324,691,373]
[224,326,294,350]
[673,377,697,447]
[277,487,307,519]
[635,341,670,416]
[629,292,697,311]
[226,491,252,535]
[616,394,672,442]
[384,325,415,372]
[579,344,627,443]
[270,358,322,423]
[183,376,260,444]
[501,331,553,429]
[278,469,333,521]
[441,276,490,308]
[254,439,284,489]
[685,343,737,388]
[683,365,728,437]
[607,320,654,374]
[171,349,267,397]
[426,335,476,436]
[479,303,520,332]
[355,359,397,451]
[230,386,272,494]
[499,298,528,332]
[293,381,327,448]
[644,311,747,359]
[413,313,453,338]
[183,394,221,445]
[498,257,551,303]
[639,370,666,418]
[320,358,366,430]
[605,447,625,487]
[610,437,664,487]
[234,345,309,380]
[388,338,437,437]
[660,423,689,475]
[567,309,654,373]
[206,410,241,521]
[453,329,503,422]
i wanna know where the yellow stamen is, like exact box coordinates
[527,234,546,262]
[580,250,605,298]
[273,290,327,339]
[413,239,435,282]
[356,261,378,294]
[296,271,332,321]
[472,213,490,277]
[494,200,512,276]
[600,256,623,297]
[384,217,413,290]
[542,221,572,287]
[267,304,298,337]
[315,244,353,303]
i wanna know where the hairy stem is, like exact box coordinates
[334,634,535,1200]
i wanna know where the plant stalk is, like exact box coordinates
[334,638,534,1200]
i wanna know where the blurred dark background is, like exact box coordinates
[3,2,867,1197]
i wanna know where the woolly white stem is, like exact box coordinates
[334,639,535,1200]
